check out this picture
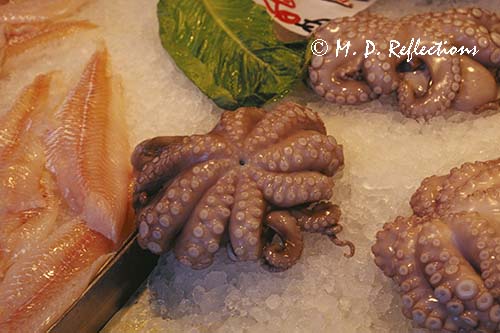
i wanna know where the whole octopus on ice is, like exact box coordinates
[132,102,354,270]
[310,7,500,120]
[373,158,500,332]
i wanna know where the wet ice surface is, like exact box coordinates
[65,0,500,332]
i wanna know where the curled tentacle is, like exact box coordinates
[291,201,354,257]
[397,30,461,119]
[309,24,375,104]
[263,210,304,270]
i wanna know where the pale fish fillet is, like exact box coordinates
[0,0,91,23]
[0,220,112,332]
[46,46,131,243]
[0,172,59,278]
[4,20,96,58]
[0,74,51,214]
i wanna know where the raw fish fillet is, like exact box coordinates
[0,74,51,214]
[0,172,59,278]
[0,0,91,23]
[46,47,131,243]
[0,220,112,332]
[5,20,97,58]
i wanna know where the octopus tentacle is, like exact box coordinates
[446,188,500,223]
[136,159,234,253]
[174,172,237,269]
[263,211,304,270]
[397,31,461,119]
[362,23,402,96]
[247,130,343,176]
[130,135,185,171]
[410,159,500,217]
[435,7,500,66]
[417,220,494,330]
[410,174,448,217]
[210,107,265,147]
[309,14,394,104]
[291,202,354,257]
[250,169,334,208]
[373,216,448,330]
[445,213,500,299]
[228,175,266,261]
[134,135,234,204]
[243,102,325,155]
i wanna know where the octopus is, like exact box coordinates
[309,7,500,120]
[372,158,500,332]
[132,102,354,270]
[0,0,94,71]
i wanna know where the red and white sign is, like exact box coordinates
[254,0,378,36]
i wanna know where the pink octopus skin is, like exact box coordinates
[373,158,500,332]
[309,7,500,120]
[132,102,352,270]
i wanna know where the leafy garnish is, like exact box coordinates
[157,0,308,110]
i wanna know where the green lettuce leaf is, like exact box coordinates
[157,0,308,110]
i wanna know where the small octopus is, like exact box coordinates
[131,102,354,270]
[373,158,500,332]
[309,7,500,120]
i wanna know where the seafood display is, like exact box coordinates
[372,158,500,332]
[309,7,500,120]
[0,46,131,332]
[132,102,353,270]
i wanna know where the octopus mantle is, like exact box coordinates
[373,158,500,332]
[132,103,353,270]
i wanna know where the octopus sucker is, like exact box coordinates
[45,46,131,243]
[310,7,500,119]
[373,158,500,332]
[133,103,351,269]
[0,73,51,214]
